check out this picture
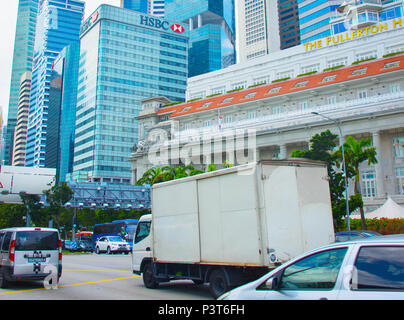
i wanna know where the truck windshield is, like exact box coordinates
[15,231,59,251]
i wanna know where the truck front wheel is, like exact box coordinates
[209,269,229,298]
[143,263,159,289]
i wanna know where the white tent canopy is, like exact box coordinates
[365,197,404,219]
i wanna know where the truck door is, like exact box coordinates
[132,221,152,272]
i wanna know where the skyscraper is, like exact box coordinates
[165,0,235,77]
[235,0,301,63]
[4,0,39,165]
[72,5,188,184]
[49,42,80,181]
[25,0,84,168]
[12,72,31,166]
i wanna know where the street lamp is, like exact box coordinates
[311,112,351,231]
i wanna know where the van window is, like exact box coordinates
[134,222,151,244]
[0,232,5,249]
[15,231,59,251]
[1,232,12,251]
[353,246,404,291]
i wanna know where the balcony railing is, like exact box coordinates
[167,90,404,143]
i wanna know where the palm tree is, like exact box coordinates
[338,136,377,230]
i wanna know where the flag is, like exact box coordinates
[218,109,222,130]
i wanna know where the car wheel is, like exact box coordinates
[143,263,159,289]
[96,246,100,254]
[209,269,229,299]
[107,247,111,255]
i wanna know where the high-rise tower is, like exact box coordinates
[165,0,235,77]
[25,0,84,168]
[4,0,39,165]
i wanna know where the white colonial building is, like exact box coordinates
[129,17,404,212]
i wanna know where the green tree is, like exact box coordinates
[336,136,377,230]
[43,182,74,229]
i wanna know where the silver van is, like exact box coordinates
[0,227,62,288]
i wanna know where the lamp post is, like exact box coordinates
[311,112,351,231]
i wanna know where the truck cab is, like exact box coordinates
[131,214,152,274]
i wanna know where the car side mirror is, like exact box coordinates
[265,277,279,290]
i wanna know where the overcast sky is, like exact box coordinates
[0,0,120,124]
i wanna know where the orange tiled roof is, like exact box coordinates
[156,54,404,119]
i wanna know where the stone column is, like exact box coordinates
[279,144,287,159]
[372,131,385,197]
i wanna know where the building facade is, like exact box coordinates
[48,42,80,182]
[298,0,343,43]
[130,19,404,211]
[4,0,39,166]
[12,72,32,166]
[25,0,84,168]
[235,0,301,63]
[120,0,148,13]
[165,0,235,77]
[71,5,188,184]
[330,0,404,36]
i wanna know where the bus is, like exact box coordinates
[92,219,139,250]
[75,231,93,241]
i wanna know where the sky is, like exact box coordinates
[0,0,120,125]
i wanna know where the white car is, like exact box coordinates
[95,236,130,255]
[219,234,404,300]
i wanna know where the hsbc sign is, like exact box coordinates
[140,15,185,34]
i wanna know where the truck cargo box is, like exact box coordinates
[151,159,335,267]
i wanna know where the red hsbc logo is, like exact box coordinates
[171,24,185,33]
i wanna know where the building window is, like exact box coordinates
[298,101,308,111]
[203,119,211,127]
[396,168,404,195]
[253,76,270,85]
[358,90,367,99]
[391,82,401,94]
[231,81,247,90]
[327,95,337,105]
[393,137,404,157]
[244,92,257,99]
[361,171,377,198]
[225,115,232,124]
[327,57,347,69]
[248,110,257,120]
[272,105,281,115]
[211,86,226,95]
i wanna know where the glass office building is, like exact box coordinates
[120,0,148,13]
[25,0,84,168]
[298,0,343,43]
[165,0,235,77]
[4,0,39,165]
[48,42,80,182]
[72,5,188,183]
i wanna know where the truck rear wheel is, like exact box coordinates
[143,263,159,289]
[209,269,229,299]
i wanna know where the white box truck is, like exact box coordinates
[132,159,335,298]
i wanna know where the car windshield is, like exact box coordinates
[15,231,59,251]
[108,236,125,242]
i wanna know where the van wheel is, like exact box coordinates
[143,264,159,289]
[107,247,111,254]
[0,269,9,289]
[96,247,100,254]
[209,269,229,299]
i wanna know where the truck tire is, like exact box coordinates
[209,269,229,299]
[143,263,159,289]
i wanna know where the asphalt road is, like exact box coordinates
[0,253,213,300]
